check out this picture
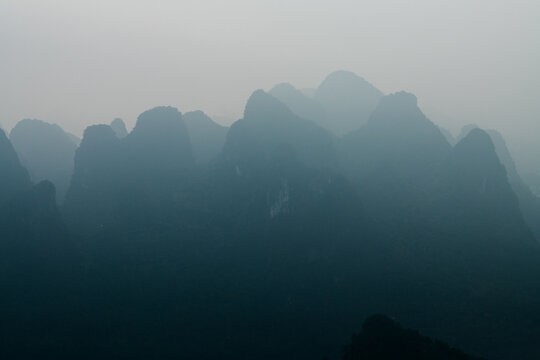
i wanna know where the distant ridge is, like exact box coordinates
[315,70,384,135]
[342,315,486,360]
[10,119,77,202]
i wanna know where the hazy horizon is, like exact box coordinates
[1,0,539,172]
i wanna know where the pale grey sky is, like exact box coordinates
[1,0,539,171]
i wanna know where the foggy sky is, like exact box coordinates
[1,0,539,172]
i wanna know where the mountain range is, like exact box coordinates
[1,71,540,360]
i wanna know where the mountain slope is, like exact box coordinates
[458,124,540,240]
[268,82,326,127]
[184,110,228,164]
[0,129,32,205]
[10,119,77,202]
[64,106,196,234]
[110,118,128,138]
[315,70,384,136]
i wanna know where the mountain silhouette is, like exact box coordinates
[439,126,456,145]
[0,180,80,359]
[10,119,77,202]
[341,91,451,198]
[212,90,347,228]
[63,124,122,233]
[458,124,540,240]
[223,89,336,172]
[450,128,514,197]
[341,94,534,252]
[123,106,194,176]
[4,88,540,359]
[64,106,195,234]
[315,70,384,136]
[110,117,128,138]
[268,82,327,127]
[448,128,534,245]
[456,124,480,143]
[299,87,316,98]
[0,129,31,205]
[183,110,228,164]
[341,315,485,360]
[338,94,539,360]
[1,180,73,266]
[66,131,81,146]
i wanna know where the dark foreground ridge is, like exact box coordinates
[340,315,486,360]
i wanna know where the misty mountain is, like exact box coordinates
[222,90,337,172]
[64,106,196,234]
[0,129,31,204]
[338,93,539,358]
[268,71,384,136]
[439,126,456,145]
[0,180,81,360]
[315,70,384,136]
[183,110,228,164]
[299,88,316,98]
[3,2,540,359]
[341,91,451,213]
[268,83,327,127]
[487,131,540,241]
[458,124,540,240]
[456,124,479,143]
[0,158,80,360]
[66,132,81,146]
[3,89,540,360]
[211,89,354,237]
[448,128,535,248]
[123,106,194,177]
[9,119,77,202]
[63,124,122,233]
[0,180,74,270]
[110,117,128,138]
[341,92,536,256]
[341,315,485,360]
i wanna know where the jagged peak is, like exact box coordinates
[455,126,518,179]
[378,91,418,109]
[79,125,119,152]
[10,118,67,137]
[0,127,9,143]
[111,117,126,126]
[269,82,297,93]
[366,91,429,128]
[456,123,480,142]
[321,70,368,84]
[455,127,495,154]
[0,128,32,203]
[243,90,296,121]
[110,118,128,138]
[185,110,206,118]
[317,70,383,95]
[0,128,24,165]
[134,106,183,132]
[184,110,221,127]
[82,124,117,142]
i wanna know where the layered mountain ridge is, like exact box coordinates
[1,71,540,359]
